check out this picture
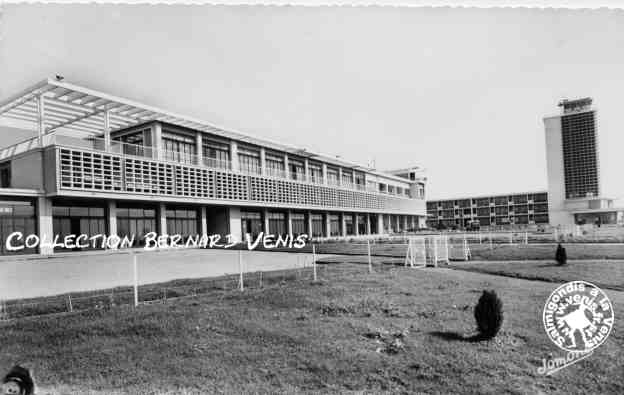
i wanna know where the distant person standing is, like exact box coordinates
[555,243,567,266]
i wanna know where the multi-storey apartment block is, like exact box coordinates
[0,78,427,254]
[426,191,549,229]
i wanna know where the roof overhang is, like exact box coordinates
[0,77,413,184]
[568,208,624,214]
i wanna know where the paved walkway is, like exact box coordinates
[1,249,333,300]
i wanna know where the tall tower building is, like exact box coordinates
[544,98,622,226]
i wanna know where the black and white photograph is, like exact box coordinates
[0,1,622,393]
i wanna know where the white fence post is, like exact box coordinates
[524,231,528,245]
[238,250,244,291]
[68,294,73,313]
[367,239,372,273]
[312,244,317,282]
[133,253,139,308]
[489,232,493,250]
[509,232,513,245]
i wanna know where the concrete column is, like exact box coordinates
[377,214,384,235]
[307,211,313,237]
[263,209,270,234]
[228,207,242,243]
[287,210,293,235]
[325,212,331,237]
[200,206,207,236]
[36,95,45,147]
[322,163,328,185]
[37,197,53,255]
[284,154,290,179]
[196,133,203,165]
[107,200,117,236]
[304,159,310,182]
[230,141,239,172]
[403,215,408,232]
[260,147,266,175]
[152,123,162,160]
[158,203,167,235]
[366,213,371,235]
[103,110,111,152]
[395,215,400,233]
[340,213,347,237]
[338,168,343,186]
[354,214,360,236]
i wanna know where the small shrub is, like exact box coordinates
[555,243,567,266]
[474,290,504,340]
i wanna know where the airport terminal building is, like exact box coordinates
[0,78,427,255]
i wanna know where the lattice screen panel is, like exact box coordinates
[59,148,122,191]
[57,147,420,213]
[125,157,175,195]
[215,172,249,201]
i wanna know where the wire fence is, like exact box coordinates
[2,229,622,322]
[0,248,329,321]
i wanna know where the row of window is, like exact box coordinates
[240,211,385,238]
[427,193,549,210]
[106,126,415,198]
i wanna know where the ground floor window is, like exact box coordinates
[53,204,106,250]
[356,215,366,235]
[330,214,340,236]
[267,212,286,236]
[311,214,324,237]
[117,205,157,246]
[369,215,378,234]
[0,198,36,255]
[345,214,354,235]
[241,211,263,240]
[166,207,198,238]
[291,213,306,235]
[534,214,549,224]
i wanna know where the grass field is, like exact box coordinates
[303,241,624,261]
[449,260,624,291]
[1,263,622,394]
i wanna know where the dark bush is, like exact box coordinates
[555,243,567,266]
[474,290,504,340]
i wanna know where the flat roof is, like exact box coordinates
[0,77,414,185]
[569,207,624,214]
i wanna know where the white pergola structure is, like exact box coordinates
[0,77,270,150]
[0,77,411,185]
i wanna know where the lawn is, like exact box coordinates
[448,260,624,291]
[1,263,622,394]
[273,240,624,261]
[467,243,624,261]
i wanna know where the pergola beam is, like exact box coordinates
[37,94,45,147]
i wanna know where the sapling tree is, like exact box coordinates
[474,290,504,340]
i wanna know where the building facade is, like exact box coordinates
[544,98,623,226]
[0,78,427,255]
[426,191,549,229]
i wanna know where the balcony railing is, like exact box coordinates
[2,133,419,199]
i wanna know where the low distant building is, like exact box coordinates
[426,191,549,229]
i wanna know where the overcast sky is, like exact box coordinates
[1,4,623,199]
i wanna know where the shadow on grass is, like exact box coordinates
[429,331,489,342]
